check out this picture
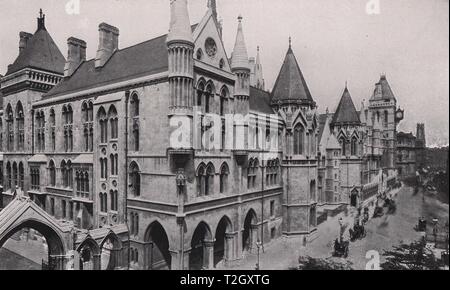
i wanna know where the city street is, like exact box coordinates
[220,185,449,270]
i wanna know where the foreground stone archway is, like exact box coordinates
[242,209,258,253]
[0,198,73,270]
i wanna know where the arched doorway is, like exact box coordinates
[242,209,258,253]
[0,220,65,270]
[351,189,359,207]
[77,238,100,270]
[100,232,122,270]
[214,216,233,267]
[189,222,213,270]
[145,222,171,270]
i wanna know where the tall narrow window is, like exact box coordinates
[6,162,12,190]
[50,109,56,151]
[16,102,25,151]
[196,164,206,196]
[18,162,24,189]
[98,107,107,144]
[129,162,141,197]
[131,93,140,152]
[219,163,229,194]
[108,106,118,139]
[293,124,304,155]
[351,137,358,156]
[205,163,215,196]
[6,105,14,151]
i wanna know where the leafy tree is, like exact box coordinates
[292,256,353,270]
[381,238,444,270]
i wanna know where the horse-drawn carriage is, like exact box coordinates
[333,238,349,258]
[373,205,384,218]
[385,198,397,214]
[414,217,427,232]
[349,222,367,242]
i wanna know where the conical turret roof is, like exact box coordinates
[167,0,194,44]
[331,87,361,125]
[271,40,314,105]
[231,15,249,71]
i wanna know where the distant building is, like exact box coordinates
[396,131,417,178]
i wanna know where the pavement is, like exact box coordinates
[220,185,449,270]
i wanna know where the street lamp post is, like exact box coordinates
[255,241,262,270]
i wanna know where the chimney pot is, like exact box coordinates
[64,37,87,77]
[19,32,33,53]
[95,23,119,68]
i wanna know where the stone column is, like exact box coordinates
[203,240,215,269]
[225,233,236,263]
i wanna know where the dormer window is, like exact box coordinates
[196,48,203,60]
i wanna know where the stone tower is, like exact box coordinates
[416,123,426,169]
[166,0,195,154]
[271,38,318,238]
[231,15,250,117]
[368,75,400,171]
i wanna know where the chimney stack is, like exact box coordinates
[95,23,119,68]
[19,32,33,53]
[64,37,87,77]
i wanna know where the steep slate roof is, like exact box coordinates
[370,75,397,101]
[45,25,197,99]
[271,45,314,104]
[318,113,330,142]
[331,87,361,125]
[249,86,272,114]
[6,27,65,76]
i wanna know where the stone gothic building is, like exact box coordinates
[0,1,402,270]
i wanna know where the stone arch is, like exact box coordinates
[214,215,234,267]
[129,161,141,197]
[99,231,123,270]
[189,221,213,270]
[0,218,66,270]
[76,236,101,270]
[144,221,172,270]
[242,208,258,252]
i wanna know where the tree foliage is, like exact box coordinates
[293,256,353,270]
[381,238,444,270]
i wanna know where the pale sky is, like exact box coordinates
[0,0,448,146]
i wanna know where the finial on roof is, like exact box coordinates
[289,36,292,48]
[238,14,243,22]
[37,8,46,30]
[326,107,329,115]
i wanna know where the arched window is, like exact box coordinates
[6,104,14,151]
[35,111,45,152]
[110,154,118,176]
[49,109,56,151]
[16,102,25,151]
[61,160,67,187]
[205,82,215,114]
[351,137,358,156]
[340,137,346,156]
[100,192,107,213]
[98,107,108,144]
[129,162,141,197]
[12,162,18,189]
[247,159,259,189]
[130,212,139,236]
[100,158,108,179]
[18,162,24,189]
[6,162,12,190]
[219,163,229,194]
[293,124,304,155]
[130,94,140,152]
[49,160,56,186]
[383,110,388,127]
[220,86,229,116]
[196,164,206,196]
[108,106,118,139]
[205,163,215,196]
[196,81,205,108]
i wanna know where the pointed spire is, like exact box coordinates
[167,0,193,45]
[256,46,261,65]
[231,15,249,71]
[289,36,292,49]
